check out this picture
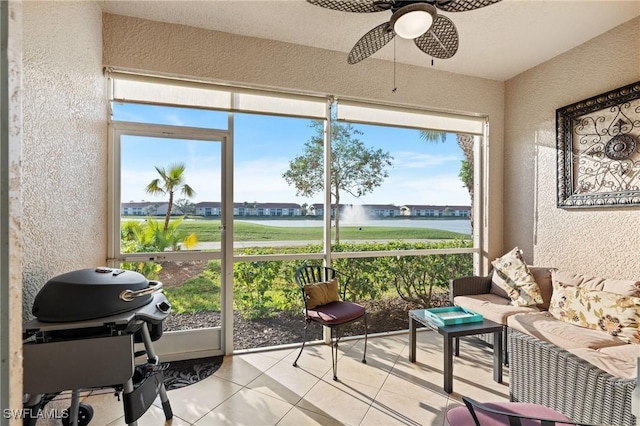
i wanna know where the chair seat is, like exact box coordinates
[308,301,366,325]
[446,402,574,426]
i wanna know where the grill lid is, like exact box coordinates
[32,267,160,322]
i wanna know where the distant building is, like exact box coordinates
[363,204,400,217]
[195,202,303,217]
[124,201,469,218]
[121,201,182,216]
[249,202,302,217]
[310,203,401,218]
[195,201,222,217]
[400,205,471,217]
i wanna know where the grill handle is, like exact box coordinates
[120,280,163,302]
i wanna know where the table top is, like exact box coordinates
[409,309,502,337]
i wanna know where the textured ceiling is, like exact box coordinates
[98,0,640,81]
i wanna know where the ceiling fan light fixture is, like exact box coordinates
[390,3,436,39]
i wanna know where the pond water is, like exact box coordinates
[235,219,472,235]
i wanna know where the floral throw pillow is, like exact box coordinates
[549,281,640,343]
[491,247,543,307]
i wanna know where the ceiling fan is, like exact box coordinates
[306,0,502,64]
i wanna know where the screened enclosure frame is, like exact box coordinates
[106,70,490,356]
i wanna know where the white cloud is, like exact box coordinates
[335,173,469,206]
[234,158,301,202]
[392,175,470,205]
[121,169,164,202]
[393,150,461,168]
[164,114,185,127]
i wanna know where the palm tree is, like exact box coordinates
[145,163,196,232]
[120,217,198,279]
[121,217,198,253]
[420,130,447,145]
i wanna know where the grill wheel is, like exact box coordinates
[61,403,94,426]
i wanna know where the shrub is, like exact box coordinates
[231,240,473,319]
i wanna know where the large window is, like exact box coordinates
[233,113,324,251]
[107,72,487,356]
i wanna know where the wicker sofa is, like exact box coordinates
[449,268,639,426]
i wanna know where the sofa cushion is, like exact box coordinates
[490,247,543,307]
[489,271,511,299]
[549,281,640,344]
[530,267,554,310]
[490,266,554,310]
[551,270,640,296]
[454,294,541,325]
[569,344,640,380]
[508,312,628,350]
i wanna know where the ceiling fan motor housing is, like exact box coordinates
[389,3,437,39]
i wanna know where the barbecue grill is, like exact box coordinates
[23,267,173,426]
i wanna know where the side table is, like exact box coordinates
[408,309,503,393]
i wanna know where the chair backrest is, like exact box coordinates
[294,265,349,300]
[461,397,588,426]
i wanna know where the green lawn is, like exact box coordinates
[175,220,469,241]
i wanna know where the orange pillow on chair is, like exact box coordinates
[304,278,339,309]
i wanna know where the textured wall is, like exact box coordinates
[504,17,640,277]
[22,2,107,318]
[7,0,23,416]
[102,13,506,264]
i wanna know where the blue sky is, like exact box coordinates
[115,103,471,207]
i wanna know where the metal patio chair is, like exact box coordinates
[292,265,367,381]
[446,396,605,426]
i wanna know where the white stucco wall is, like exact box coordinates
[22,2,107,317]
[102,13,506,266]
[504,16,640,277]
[6,0,23,417]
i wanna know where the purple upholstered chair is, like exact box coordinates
[446,397,600,426]
[292,265,367,381]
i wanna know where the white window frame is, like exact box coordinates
[106,72,490,357]
[107,120,230,359]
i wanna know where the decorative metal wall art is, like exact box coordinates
[557,81,640,208]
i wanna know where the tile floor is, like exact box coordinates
[46,330,509,425]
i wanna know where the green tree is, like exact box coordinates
[420,131,475,227]
[120,217,198,278]
[174,198,196,216]
[145,163,196,232]
[283,121,393,243]
[455,134,475,196]
[121,217,198,252]
[420,130,446,145]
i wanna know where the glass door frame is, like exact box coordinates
[108,121,231,360]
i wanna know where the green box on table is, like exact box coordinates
[421,306,482,326]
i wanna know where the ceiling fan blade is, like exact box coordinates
[414,15,458,59]
[348,22,395,64]
[306,0,392,13]
[435,0,501,13]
